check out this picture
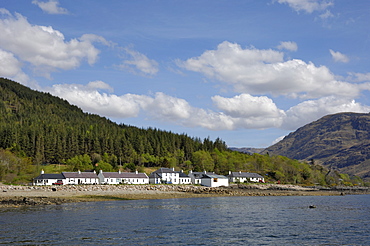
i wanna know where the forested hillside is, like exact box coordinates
[0,78,227,165]
[0,78,364,186]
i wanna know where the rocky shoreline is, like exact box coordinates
[1,184,369,207]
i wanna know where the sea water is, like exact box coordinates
[0,194,369,245]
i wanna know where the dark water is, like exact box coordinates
[0,195,369,245]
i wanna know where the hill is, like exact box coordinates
[0,77,227,166]
[264,112,370,181]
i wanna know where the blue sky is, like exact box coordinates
[1,0,370,148]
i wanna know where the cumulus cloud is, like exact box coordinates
[45,79,370,133]
[118,47,159,76]
[0,49,30,84]
[178,41,367,99]
[276,0,333,13]
[277,41,298,51]
[329,49,349,63]
[282,96,370,129]
[48,82,151,118]
[32,0,69,15]
[0,10,107,77]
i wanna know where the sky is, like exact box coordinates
[1,0,370,148]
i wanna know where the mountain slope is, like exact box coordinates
[264,112,370,180]
[0,78,227,165]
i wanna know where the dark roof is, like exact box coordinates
[227,172,264,179]
[100,172,148,179]
[149,172,162,178]
[202,174,228,179]
[178,172,189,178]
[34,173,64,180]
[188,172,209,179]
[62,172,98,179]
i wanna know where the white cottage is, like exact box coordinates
[149,168,180,184]
[178,170,191,184]
[62,171,99,185]
[33,170,65,185]
[227,171,265,183]
[98,170,149,185]
[201,173,229,187]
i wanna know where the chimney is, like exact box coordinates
[172,167,175,171]
[78,170,81,174]
[189,170,192,174]
[93,170,96,174]
[204,170,206,174]
[229,171,231,175]
[118,170,121,174]
[181,169,183,173]
[99,170,103,174]
[41,169,44,174]
[239,171,241,174]
[135,170,138,174]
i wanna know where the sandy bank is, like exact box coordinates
[0,184,369,207]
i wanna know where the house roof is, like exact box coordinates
[62,172,98,179]
[178,172,189,178]
[188,172,211,179]
[152,168,177,174]
[202,174,228,179]
[34,173,65,180]
[228,172,264,179]
[149,172,162,178]
[100,172,148,179]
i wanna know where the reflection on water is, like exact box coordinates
[0,195,369,245]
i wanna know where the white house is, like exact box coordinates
[201,173,229,187]
[149,168,180,184]
[227,171,265,183]
[178,170,191,184]
[98,170,149,185]
[33,170,65,185]
[62,171,99,185]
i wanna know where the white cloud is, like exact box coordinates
[0,10,107,77]
[348,72,370,82]
[0,48,30,84]
[282,96,370,129]
[277,41,298,51]
[178,41,367,99]
[118,47,159,76]
[276,0,334,13]
[329,49,349,63]
[319,9,334,19]
[46,79,370,133]
[48,82,151,118]
[32,0,69,15]
[87,80,114,93]
[0,49,22,77]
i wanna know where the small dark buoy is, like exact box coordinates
[309,205,316,208]
[52,188,57,192]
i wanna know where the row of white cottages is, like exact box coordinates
[33,168,264,188]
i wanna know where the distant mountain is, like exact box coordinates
[229,147,265,155]
[264,112,370,181]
